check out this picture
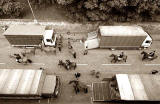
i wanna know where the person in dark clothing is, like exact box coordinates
[119,52,124,58]
[14,54,21,63]
[75,72,81,78]
[84,46,88,55]
[73,52,76,59]
[149,51,155,57]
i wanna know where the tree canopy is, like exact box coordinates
[0,0,24,18]
[52,0,160,22]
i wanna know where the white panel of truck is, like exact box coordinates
[116,74,134,100]
[0,69,10,92]
[84,38,100,49]
[16,70,36,94]
[30,70,43,94]
[1,69,23,94]
[128,75,148,100]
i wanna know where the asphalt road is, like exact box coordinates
[0,28,160,104]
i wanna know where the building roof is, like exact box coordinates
[3,25,46,36]
[99,26,148,36]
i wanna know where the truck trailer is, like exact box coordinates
[85,26,152,50]
[92,74,160,101]
[0,69,60,99]
[3,25,57,47]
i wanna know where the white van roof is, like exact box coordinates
[99,26,148,36]
[44,30,54,39]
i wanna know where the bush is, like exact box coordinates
[0,0,24,17]
[55,0,160,22]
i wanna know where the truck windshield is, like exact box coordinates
[46,39,53,43]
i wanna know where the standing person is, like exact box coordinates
[57,43,62,52]
[84,46,88,55]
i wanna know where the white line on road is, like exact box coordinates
[32,63,45,65]
[0,63,6,64]
[102,64,131,66]
[145,64,160,66]
[77,64,88,66]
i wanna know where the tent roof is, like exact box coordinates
[99,26,148,36]
[3,25,46,36]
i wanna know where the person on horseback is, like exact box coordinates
[149,51,155,57]
[119,52,124,58]
[14,54,22,63]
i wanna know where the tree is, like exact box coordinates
[0,0,24,18]
[54,0,160,22]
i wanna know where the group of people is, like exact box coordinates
[118,50,156,59]
[11,53,32,64]
[69,72,88,94]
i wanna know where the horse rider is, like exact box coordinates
[14,54,22,63]
[119,52,124,58]
[66,60,71,65]
[149,51,155,57]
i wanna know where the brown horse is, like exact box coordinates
[110,54,127,63]
[141,51,158,61]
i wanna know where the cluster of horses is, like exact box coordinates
[110,51,158,63]
[69,79,88,94]
[9,53,32,65]
[58,60,77,70]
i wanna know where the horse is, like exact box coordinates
[110,54,127,63]
[58,60,69,70]
[9,53,32,65]
[68,48,76,59]
[65,60,77,70]
[69,80,88,94]
[58,60,77,70]
[141,51,158,61]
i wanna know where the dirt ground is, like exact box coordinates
[0,23,160,104]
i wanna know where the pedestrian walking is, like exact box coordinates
[84,46,88,55]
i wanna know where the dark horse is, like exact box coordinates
[58,60,77,70]
[69,80,88,94]
[110,54,127,63]
[141,51,158,61]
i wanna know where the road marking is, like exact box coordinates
[102,64,131,66]
[77,64,88,66]
[0,63,6,64]
[145,64,160,66]
[32,63,45,65]
[90,97,93,104]
[87,84,91,87]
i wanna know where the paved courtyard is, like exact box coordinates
[0,26,160,104]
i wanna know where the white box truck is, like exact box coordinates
[85,26,152,50]
[0,69,60,99]
[92,74,160,101]
[3,25,57,47]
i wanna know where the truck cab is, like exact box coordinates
[141,34,152,48]
[43,30,57,47]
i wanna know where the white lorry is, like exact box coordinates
[3,25,57,47]
[92,74,160,101]
[0,69,60,99]
[85,26,152,50]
